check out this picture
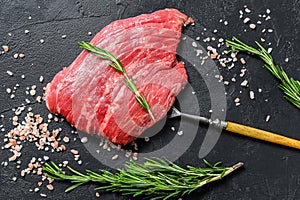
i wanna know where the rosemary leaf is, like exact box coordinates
[43,158,243,200]
[226,37,300,109]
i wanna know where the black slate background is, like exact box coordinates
[0,0,300,199]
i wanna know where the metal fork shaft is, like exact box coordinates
[179,112,210,124]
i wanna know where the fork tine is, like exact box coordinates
[168,107,181,118]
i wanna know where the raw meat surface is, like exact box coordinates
[45,9,189,145]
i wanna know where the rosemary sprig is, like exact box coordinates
[78,41,155,120]
[226,37,300,109]
[43,158,243,200]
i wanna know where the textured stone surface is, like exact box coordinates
[0,0,299,199]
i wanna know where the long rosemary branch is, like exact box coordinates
[226,37,300,109]
[43,158,243,200]
[78,41,155,120]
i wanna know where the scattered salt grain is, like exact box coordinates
[34,188,40,192]
[133,152,138,160]
[40,193,47,198]
[61,35,67,39]
[171,127,175,131]
[241,80,248,87]
[112,155,119,160]
[81,136,88,143]
[63,161,69,167]
[265,115,271,122]
[177,130,183,136]
[240,69,247,77]
[258,88,263,92]
[36,96,42,102]
[285,58,289,62]
[43,156,49,161]
[125,151,131,158]
[224,21,228,26]
[103,143,108,150]
[40,39,45,44]
[249,24,256,29]
[196,50,203,57]
[74,155,80,161]
[192,42,197,47]
[70,149,78,155]
[266,9,271,14]
[19,53,25,58]
[24,30,29,34]
[88,32,92,36]
[245,8,251,13]
[6,88,12,94]
[243,17,250,24]
[240,58,246,64]
[47,184,54,191]
[95,192,100,198]
[39,76,44,83]
[2,45,9,52]
[203,37,210,42]
[13,54,18,59]
[47,113,53,119]
[267,48,272,53]
[29,90,36,96]
[268,29,273,33]
[249,91,255,99]
[234,98,240,103]
[63,136,70,143]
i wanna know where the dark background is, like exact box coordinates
[0,0,300,199]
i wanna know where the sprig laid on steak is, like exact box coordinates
[45,9,191,145]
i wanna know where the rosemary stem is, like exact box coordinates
[200,162,244,187]
[226,37,300,109]
[78,41,155,120]
[43,159,243,200]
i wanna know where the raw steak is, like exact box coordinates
[45,9,191,145]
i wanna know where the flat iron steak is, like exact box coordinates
[45,9,191,145]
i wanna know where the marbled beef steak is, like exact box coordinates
[45,9,190,145]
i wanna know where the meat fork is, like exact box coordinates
[170,107,300,150]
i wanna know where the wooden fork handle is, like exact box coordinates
[226,121,300,150]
